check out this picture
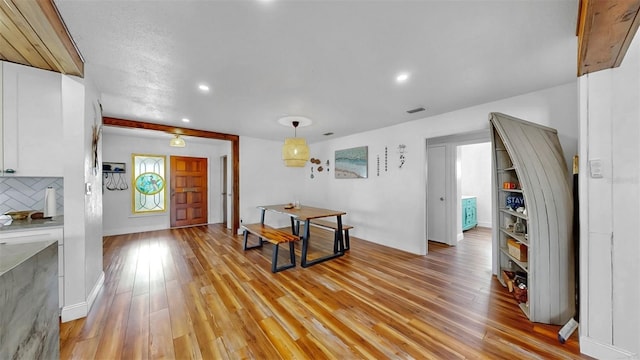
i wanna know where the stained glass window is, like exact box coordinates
[132,154,166,213]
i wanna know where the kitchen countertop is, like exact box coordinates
[0,239,57,277]
[0,216,64,232]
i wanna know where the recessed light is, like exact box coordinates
[182,118,190,123]
[396,72,409,83]
[198,84,210,92]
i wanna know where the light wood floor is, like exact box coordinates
[60,225,590,359]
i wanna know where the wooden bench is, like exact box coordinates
[241,223,301,273]
[309,219,353,252]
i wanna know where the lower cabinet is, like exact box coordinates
[462,196,477,231]
[0,227,64,308]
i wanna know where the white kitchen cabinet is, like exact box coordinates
[0,226,65,308]
[1,61,63,177]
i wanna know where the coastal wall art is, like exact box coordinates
[335,146,368,179]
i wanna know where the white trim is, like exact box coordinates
[87,271,104,312]
[60,271,104,323]
[580,335,637,359]
[61,301,87,322]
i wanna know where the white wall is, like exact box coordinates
[82,79,103,314]
[102,133,230,236]
[461,142,492,228]
[61,74,105,322]
[236,82,578,255]
[578,32,640,358]
[239,136,306,230]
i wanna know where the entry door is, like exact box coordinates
[427,145,447,243]
[170,156,208,227]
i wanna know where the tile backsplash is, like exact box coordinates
[0,177,64,215]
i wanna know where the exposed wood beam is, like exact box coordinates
[103,117,240,234]
[578,0,640,76]
[103,117,239,141]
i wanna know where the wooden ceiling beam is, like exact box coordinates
[578,0,640,76]
[103,117,239,142]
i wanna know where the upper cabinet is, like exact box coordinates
[2,61,63,177]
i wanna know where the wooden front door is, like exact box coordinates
[170,156,208,227]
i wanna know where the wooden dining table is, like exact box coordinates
[258,204,347,267]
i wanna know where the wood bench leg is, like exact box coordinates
[243,230,264,250]
[271,242,296,273]
[332,229,350,253]
[344,229,350,251]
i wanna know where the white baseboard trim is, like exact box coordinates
[477,221,492,228]
[61,302,87,322]
[87,271,105,312]
[60,271,105,323]
[580,335,636,359]
[457,232,464,241]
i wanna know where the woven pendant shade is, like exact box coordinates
[282,137,310,167]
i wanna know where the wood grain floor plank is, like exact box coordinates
[93,291,132,358]
[60,225,591,359]
[149,308,175,359]
[122,293,150,360]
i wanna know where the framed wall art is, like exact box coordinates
[335,146,368,179]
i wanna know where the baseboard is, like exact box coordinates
[580,335,636,359]
[457,232,464,241]
[477,221,492,228]
[61,301,87,322]
[87,271,104,312]
[60,271,104,323]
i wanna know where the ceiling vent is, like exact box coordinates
[406,107,426,114]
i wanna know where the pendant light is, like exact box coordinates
[169,134,186,147]
[281,119,310,167]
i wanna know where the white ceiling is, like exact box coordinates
[56,0,578,144]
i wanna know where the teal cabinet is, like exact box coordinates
[462,196,477,231]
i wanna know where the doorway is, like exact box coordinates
[426,130,492,248]
[170,156,208,227]
[458,142,493,240]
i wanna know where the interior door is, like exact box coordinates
[170,156,208,227]
[428,145,447,243]
[221,155,228,225]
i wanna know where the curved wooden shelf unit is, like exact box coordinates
[490,112,574,325]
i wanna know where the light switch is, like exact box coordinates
[589,159,603,178]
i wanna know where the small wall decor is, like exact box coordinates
[132,154,166,213]
[310,167,314,179]
[326,160,330,172]
[398,144,407,168]
[335,146,368,179]
[385,147,388,172]
[377,155,380,176]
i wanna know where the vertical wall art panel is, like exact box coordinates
[335,146,368,179]
[132,154,166,213]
